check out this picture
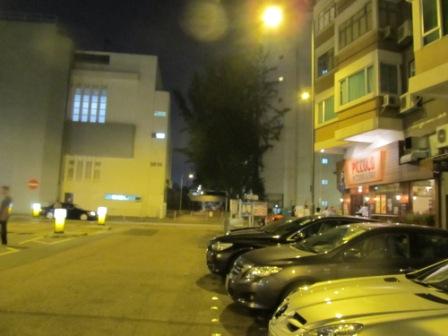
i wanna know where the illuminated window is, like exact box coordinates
[338,3,372,49]
[104,194,141,201]
[340,66,374,105]
[321,157,329,165]
[317,96,336,124]
[65,158,101,182]
[152,132,166,139]
[321,200,329,207]
[317,49,334,77]
[154,111,167,117]
[71,87,107,123]
[321,179,329,185]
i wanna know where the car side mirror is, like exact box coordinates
[288,231,305,242]
[343,248,362,260]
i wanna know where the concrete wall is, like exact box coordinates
[61,52,170,218]
[0,20,72,213]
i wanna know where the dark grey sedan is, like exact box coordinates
[226,223,448,311]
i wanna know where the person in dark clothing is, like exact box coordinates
[0,186,12,246]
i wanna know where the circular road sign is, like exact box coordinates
[27,179,39,190]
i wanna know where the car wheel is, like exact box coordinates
[46,212,54,219]
[80,214,88,221]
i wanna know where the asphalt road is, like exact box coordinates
[0,221,268,336]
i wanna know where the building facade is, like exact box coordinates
[312,0,447,227]
[0,17,170,218]
[0,17,73,214]
[61,51,171,218]
[261,6,341,212]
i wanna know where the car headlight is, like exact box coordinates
[89,211,96,216]
[211,242,233,252]
[301,323,364,336]
[243,266,282,281]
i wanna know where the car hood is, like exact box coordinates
[278,274,448,328]
[215,228,282,243]
[242,244,316,266]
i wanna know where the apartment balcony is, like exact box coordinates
[315,96,403,152]
[409,37,448,99]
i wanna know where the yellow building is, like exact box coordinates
[312,0,444,226]
[61,51,170,218]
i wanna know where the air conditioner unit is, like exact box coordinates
[382,26,393,40]
[382,94,399,108]
[397,20,412,45]
[399,93,422,114]
[399,150,429,164]
[436,125,448,148]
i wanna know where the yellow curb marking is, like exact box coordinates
[0,246,19,256]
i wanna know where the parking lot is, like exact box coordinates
[0,218,267,335]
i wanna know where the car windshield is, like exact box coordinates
[416,261,448,292]
[294,225,367,254]
[263,216,314,235]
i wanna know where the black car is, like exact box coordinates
[226,223,448,311]
[206,215,377,275]
[41,202,97,221]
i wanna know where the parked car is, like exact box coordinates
[226,223,448,311]
[207,216,377,275]
[41,202,97,221]
[269,259,448,336]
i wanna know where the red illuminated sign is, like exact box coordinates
[345,151,384,186]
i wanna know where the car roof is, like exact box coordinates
[342,222,448,233]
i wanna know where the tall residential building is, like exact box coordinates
[0,16,73,213]
[312,0,446,227]
[62,51,171,218]
[262,6,341,211]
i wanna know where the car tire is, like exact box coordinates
[80,214,88,221]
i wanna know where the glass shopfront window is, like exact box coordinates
[411,180,435,215]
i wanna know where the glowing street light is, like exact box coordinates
[261,5,284,29]
[179,172,195,211]
[300,90,311,102]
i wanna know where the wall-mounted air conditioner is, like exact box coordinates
[436,125,448,148]
[397,20,412,45]
[399,93,422,114]
[382,94,399,108]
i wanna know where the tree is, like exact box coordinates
[175,49,288,198]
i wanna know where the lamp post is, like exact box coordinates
[300,89,315,213]
[179,173,194,212]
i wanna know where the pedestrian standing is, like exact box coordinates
[0,186,13,246]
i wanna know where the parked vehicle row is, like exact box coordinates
[206,216,448,335]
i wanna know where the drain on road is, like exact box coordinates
[125,229,158,236]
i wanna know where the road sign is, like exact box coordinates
[27,179,39,190]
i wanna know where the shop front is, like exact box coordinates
[340,143,436,226]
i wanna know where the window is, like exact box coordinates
[316,4,336,34]
[379,0,398,29]
[72,87,107,123]
[421,0,448,45]
[317,96,336,124]
[154,111,167,117]
[321,179,329,185]
[353,233,411,260]
[152,132,166,139]
[321,157,329,165]
[65,158,101,182]
[321,200,329,207]
[412,233,448,260]
[339,3,372,49]
[317,49,334,77]
[380,63,399,94]
[340,66,374,105]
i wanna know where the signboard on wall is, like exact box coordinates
[344,151,385,186]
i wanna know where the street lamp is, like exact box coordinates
[179,173,195,212]
[261,5,284,29]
